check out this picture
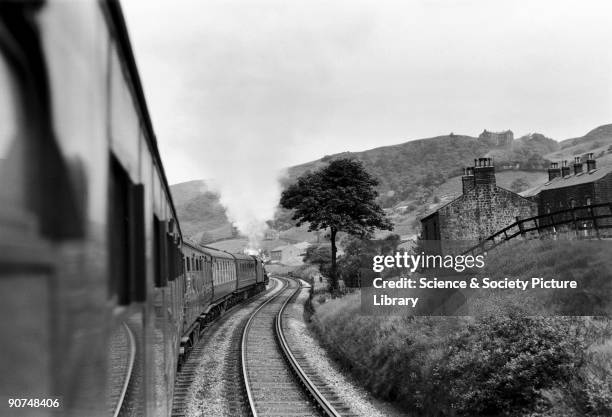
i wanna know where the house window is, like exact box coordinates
[570,199,576,208]
[586,197,592,206]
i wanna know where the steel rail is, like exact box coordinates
[241,277,289,417]
[113,322,136,417]
[275,280,342,417]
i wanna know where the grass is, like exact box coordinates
[309,239,612,416]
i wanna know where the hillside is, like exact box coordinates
[285,131,558,208]
[171,124,612,245]
[170,180,234,242]
[546,123,612,169]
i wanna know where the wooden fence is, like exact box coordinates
[463,202,612,256]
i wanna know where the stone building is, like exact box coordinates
[521,153,612,214]
[420,158,537,251]
[478,129,514,147]
[264,229,280,240]
[269,241,311,266]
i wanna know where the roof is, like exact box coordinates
[420,194,461,221]
[231,253,255,261]
[529,166,612,193]
[200,246,235,260]
[420,185,533,222]
[103,1,182,238]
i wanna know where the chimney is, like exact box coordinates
[573,156,583,175]
[561,160,570,177]
[462,166,475,194]
[547,161,561,181]
[586,153,596,172]
[473,157,496,186]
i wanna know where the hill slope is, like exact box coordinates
[285,131,558,208]
[172,124,612,243]
[546,123,612,168]
[170,180,234,242]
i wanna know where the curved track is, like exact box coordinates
[111,322,136,417]
[171,280,279,417]
[242,277,343,417]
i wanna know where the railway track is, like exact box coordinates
[171,276,353,417]
[109,322,136,417]
[242,277,347,417]
[171,279,280,417]
[277,283,357,417]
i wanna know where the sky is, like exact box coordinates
[122,0,612,244]
[123,0,612,185]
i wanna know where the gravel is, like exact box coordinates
[284,286,411,417]
[184,279,283,417]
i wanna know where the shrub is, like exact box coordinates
[436,314,582,416]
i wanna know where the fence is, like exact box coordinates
[463,202,612,256]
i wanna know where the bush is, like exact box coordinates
[311,294,611,416]
[437,315,582,416]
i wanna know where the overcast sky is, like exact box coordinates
[123,0,612,185]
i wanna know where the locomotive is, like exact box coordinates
[0,1,267,416]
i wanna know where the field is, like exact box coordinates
[309,240,612,416]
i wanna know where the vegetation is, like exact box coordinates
[170,180,233,241]
[309,240,612,416]
[286,129,566,207]
[280,158,393,290]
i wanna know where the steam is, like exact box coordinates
[206,164,284,252]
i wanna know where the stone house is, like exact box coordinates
[420,158,537,252]
[478,129,514,147]
[522,153,612,214]
[264,229,280,240]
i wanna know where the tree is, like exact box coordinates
[280,158,393,290]
[303,244,333,276]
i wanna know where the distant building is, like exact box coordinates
[264,229,280,240]
[420,158,537,252]
[269,241,311,266]
[479,129,514,147]
[522,153,612,215]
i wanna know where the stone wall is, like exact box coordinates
[539,183,595,214]
[437,184,537,241]
[594,173,612,206]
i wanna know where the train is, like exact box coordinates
[0,1,267,416]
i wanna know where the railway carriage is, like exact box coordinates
[180,241,213,360]
[205,246,237,306]
[234,253,258,291]
[0,1,267,416]
[0,1,190,415]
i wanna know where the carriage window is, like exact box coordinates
[109,156,147,304]
[131,184,146,302]
[153,215,167,287]
[0,46,27,220]
[166,233,178,281]
[0,55,17,159]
